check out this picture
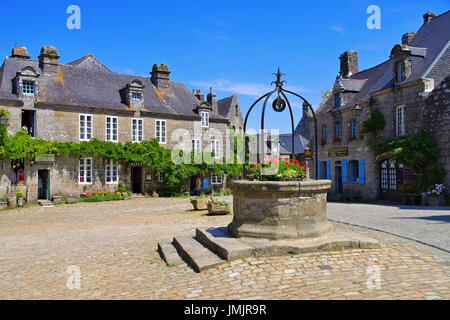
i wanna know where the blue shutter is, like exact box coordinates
[358,159,365,184]
[317,161,321,179]
[342,160,348,183]
[326,160,331,180]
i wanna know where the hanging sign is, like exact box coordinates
[327,147,348,157]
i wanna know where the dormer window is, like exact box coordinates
[122,79,144,109]
[395,61,406,82]
[201,111,209,128]
[132,92,141,100]
[334,93,341,109]
[22,81,35,96]
[14,66,39,98]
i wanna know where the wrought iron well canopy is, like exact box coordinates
[243,68,318,179]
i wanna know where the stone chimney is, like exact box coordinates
[151,64,170,92]
[38,46,60,76]
[423,11,436,24]
[194,89,204,101]
[207,87,218,113]
[402,32,416,45]
[10,45,30,59]
[339,50,358,78]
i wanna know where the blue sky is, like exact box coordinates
[0,0,448,133]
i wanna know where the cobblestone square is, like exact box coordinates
[0,198,448,300]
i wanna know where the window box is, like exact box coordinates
[332,137,341,144]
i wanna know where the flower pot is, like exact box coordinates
[228,180,333,240]
[17,197,24,207]
[191,198,207,210]
[207,202,231,215]
[427,195,445,207]
[152,190,159,198]
[0,201,7,210]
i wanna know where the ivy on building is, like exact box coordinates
[358,109,386,142]
[0,114,243,196]
[374,130,443,187]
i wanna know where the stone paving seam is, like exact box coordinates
[329,219,450,258]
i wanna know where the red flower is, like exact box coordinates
[297,167,300,171]
[303,164,308,168]
[285,162,289,166]
[253,166,257,169]
[295,160,299,164]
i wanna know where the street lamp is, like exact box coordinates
[352,104,362,117]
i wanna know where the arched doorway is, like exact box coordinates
[379,159,403,201]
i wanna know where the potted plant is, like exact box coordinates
[207,198,231,215]
[0,197,8,210]
[424,184,446,206]
[190,193,208,210]
[16,190,25,207]
[228,156,333,240]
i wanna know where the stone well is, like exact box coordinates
[227,180,333,240]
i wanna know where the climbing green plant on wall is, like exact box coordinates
[358,109,386,145]
[0,128,244,196]
[374,130,442,188]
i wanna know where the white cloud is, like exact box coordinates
[331,25,346,34]
[190,79,311,97]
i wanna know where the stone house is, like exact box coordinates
[309,11,450,202]
[0,45,243,202]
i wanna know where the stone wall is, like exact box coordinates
[0,103,232,202]
[423,76,450,187]
[309,78,442,202]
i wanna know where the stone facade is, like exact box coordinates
[0,45,243,202]
[309,11,450,202]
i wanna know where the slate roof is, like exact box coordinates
[279,133,309,155]
[316,10,450,116]
[217,94,235,117]
[0,54,229,122]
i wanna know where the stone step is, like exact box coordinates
[195,227,254,261]
[157,241,184,266]
[173,236,225,273]
[132,193,145,198]
[38,199,54,207]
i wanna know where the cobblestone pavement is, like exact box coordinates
[326,202,450,252]
[0,198,449,300]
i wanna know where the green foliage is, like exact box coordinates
[374,131,444,188]
[359,109,386,140]
[16,190,24,198]
[208,199,230,206]
[78,191,124,202]
[247,156,307,181]
[320,89,331,99]
[0,127,244,197]
[374,131,437,172]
